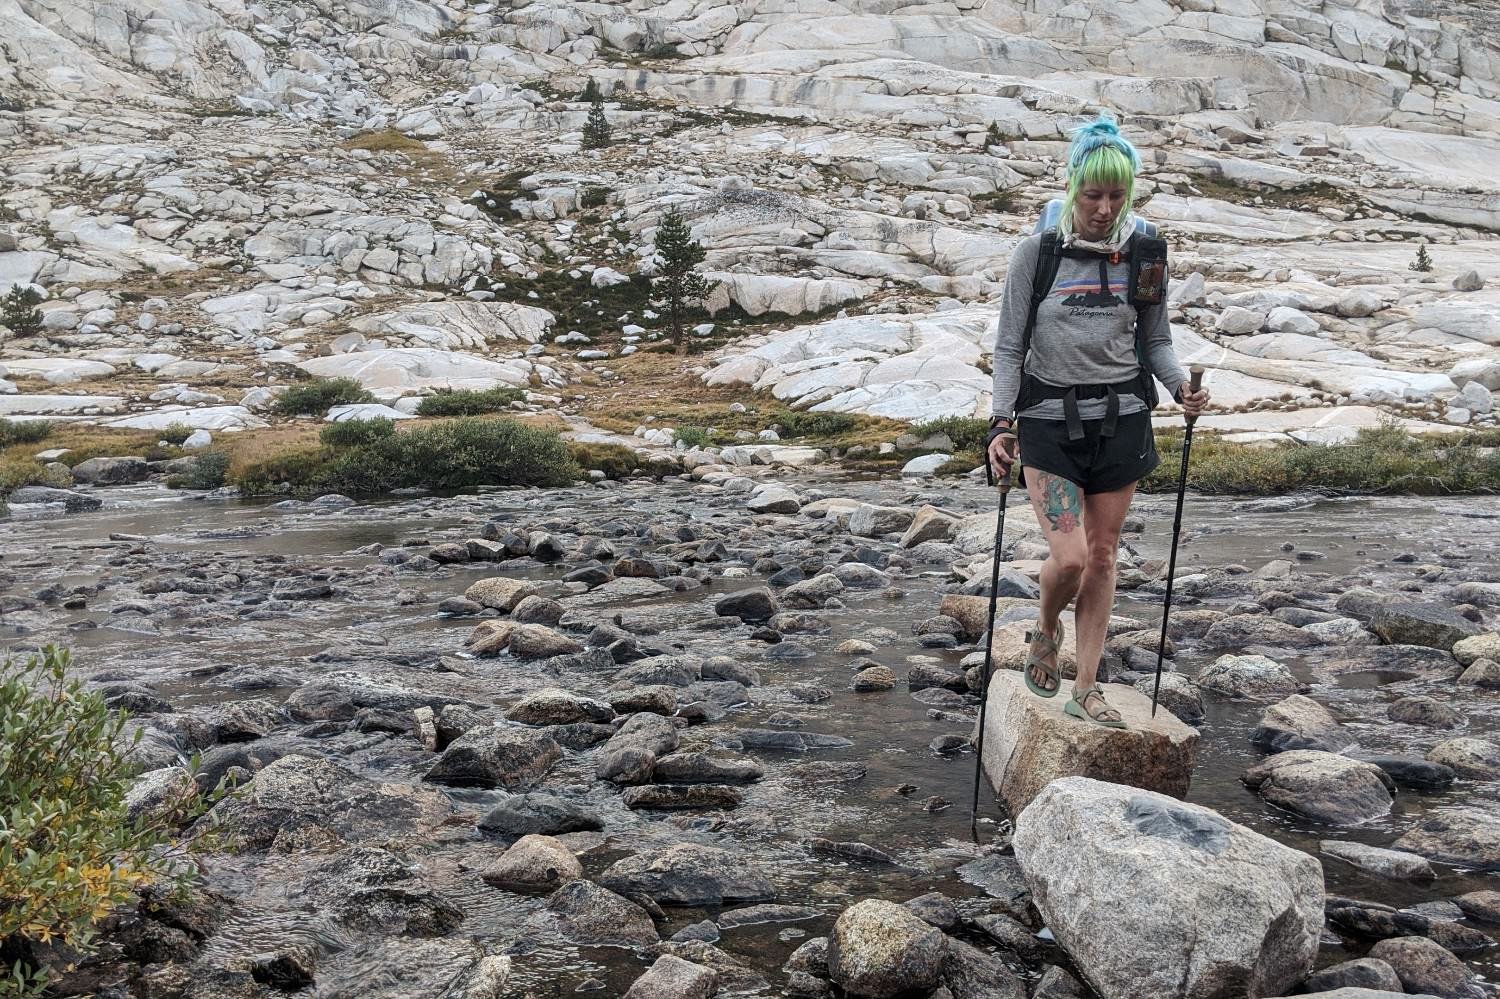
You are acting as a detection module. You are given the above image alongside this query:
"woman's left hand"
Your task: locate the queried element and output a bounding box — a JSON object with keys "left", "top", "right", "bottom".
{"left": 1178, "top": 385, "right": 1210, "bottom": 418}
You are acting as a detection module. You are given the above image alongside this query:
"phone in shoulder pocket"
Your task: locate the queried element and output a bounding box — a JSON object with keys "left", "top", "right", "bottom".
{"left": 1134, "top": 259, "right": 1166, "bottom": 305}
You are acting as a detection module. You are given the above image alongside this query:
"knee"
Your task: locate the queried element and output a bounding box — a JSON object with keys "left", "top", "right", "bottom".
{"left": 1086, "top": 544, "right": 1118, "bottom": 574}
{"left": 1052, "top": 552, "right": 1087, "bottom": 580}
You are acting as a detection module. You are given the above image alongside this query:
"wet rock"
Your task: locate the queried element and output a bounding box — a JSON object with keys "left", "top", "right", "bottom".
{"left": 1368, "top": 936, "right": 1484, "bottom": 998}
{"left": 902, "top": 892, "right": 958, "bottom": 932}
{"left": 1348, "top": 753, "right": 1455, "bottom": 790}
{"left": 1454, "top": 634, "right": 1500, "bottom": 666}
{"left": 1320, "top": 841, "right": 1435, "bottom": 880}
{"left": 622, "top": 784, "right": 745, "bottom": 810}
{"left": 673, "top": 920, "right": 720, "bottom": 943}
{"left": 929, "top": 734, "right": 969, "bottom": 754}
{"left": 610, "top": 686, "right": 678, "bottom": 716}
{"left": 72, "top": 456, "right": 150, "bottom": 484}
{"left": 953, "top": 854, "right": 1032, "bottom": 923}
{"left": 303, "top": 847, "right": 463, "bottom": 935}
{"left": 1324, "top": 896, "right": 1490, "bottom": 954}
{"left": 941, "top": 937, "right": 1026, "bottom": 999}
{"left": 200, "top": 754, "right": 452, "bottom": 850}
{"left": 1426, "top": 737, "right": 1500, "bottom": 778}
{"left": 1197, "top": 654, "right": 1301, "bottom": 700}
{"left": 849, "top": 504, "right": 916, "bottom": 538}
{"left": 466, "top": 620, "right": 516, "bottom": 656}
{"left": 979, "top": 672, "right": 1198, "bottom": 816}
{"left": 597, "top": 712, "right": 679, "bottom": 784}
{"left": 505, "top": 688, "right": 612, "bottom": 725}
{"left": 1393, "top": 809, "right": 1500, "bottom": 869}
{"left": 125, "top": 767, "right": 197, "bottom": 823}
{"left": 436, "top": 703, "right": 488, "bottom": 746}
{"left": 1014, "top": 777, "right": 1322, "bottom": 999}
{"left": 719, "top": 728, "right": 852, "bottom": 751}
{"left": 600, "top": 843, "right": 774, "bottom": 907}
{"left": 1252, "top": 694, "right": 1345, "bottom": 751}
{"left": 464, "top": 577, "right": 538, "bottom": 612}
{"left": 547, "top": 879, "right": 659, "bottom": 948}
{"left": 482, "top": 833, "right": 582, "bottom": 892}
{"left": 477, "top": 792, "right": 604, "bottom": 837}
{"left": 1300, "top": 958, "right": 1404, "bottom": 993}
{"left": 511, "top": 594, "right": 564, "bottom": 625}
{"left": 828, "top": 898, "right": 947, "bottom": 998}
{"left": 1371, "top": 602, "right": 1481, "bottom": 651}
{"left": 617, "top": 654, "right": 701, "bottom": 687}
{"left": 1242, "top": 751, "right": 1393, "bottom": 824}
{"left": 1388, "top": 695, "right": 1463, "bottom": 728}
{"left": 908, "top": 663, "right": 967, "bottom": 693}
{"left": 528, "top": 533, "right": 566, "bottom": 562}
{"left": 1453, "top": 891, "right": 1500, "bottom": 923}
{"left": 783, "top": 574, "right": 845, "bottom": 608}
{"left": 853, "top": 665, "right": 896, "bottom": 691}
{"left": 425, "top": 728, "right": 561, "bottom": 789}
{"left": 1202, "top": 614, "right": 1322, "bottom": 649}
{"left": 900, "top": 505, "right": 959, "bottom": 548}
{"left": 653, "top": 753, "right": 762, "bottom": 784}
{"left": 247, "top": 945, "right": 317, "bottom": 991}
{"left": 430, "top": 542, "right": 471, "bottom": 564}
{"left": 1031, "top": 965, "right": 1089, "bottom": 998}
{"left": 1457, "top": 658, "right": 1500, "bottom": 687}
{"left": 1132, "top": 673, "right": 1205, "bottom": 725}
{"left": 507, "top": 624, "right": 583, "bottom": 659}
{"left": 271, "top": 578, "right": 333, "bottom": 600}
{"left": 623, "top": 954, "right": 717, "bottom": 999}
{"left": 971, "top": 911, "right": 1043, "bottom": 960}
{"left": 714, "top": 587, "right": 778, "bottom": 622}
{"left": 1304, "top": 617, "right": 1380, "bottom": 646}
{"left": 748, "top": 486, "right": 802, "bottom": 515}
{"left": 438, "top": 596, "right": 483, "bottom": 616}
{"left": 7, "top": 485, "right": 102, "bottom": 511}
{"left": 829, "top": 562, "right": 891, "bottom": 589}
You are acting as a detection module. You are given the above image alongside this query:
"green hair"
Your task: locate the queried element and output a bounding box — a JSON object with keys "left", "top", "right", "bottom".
{"left": 1060, "top": 118, "right": 1140, "bottom": 243}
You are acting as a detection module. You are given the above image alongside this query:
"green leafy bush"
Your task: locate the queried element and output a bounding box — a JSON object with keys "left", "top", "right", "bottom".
{"left": 165, "top": 451, "right": 229, "bottom": 491}
{"left": 0, "top": 647, "right": 206, "bottom": 994}
{"left": 580, "top": 185, "right": 611, "bottom": 209}
{"left": 0, "top": 420, "right": 51, "bottom": 448}
{"left": 0, "top": 458, "right": 69, "bottom": 497}
{"left": 673, "top": 426, "right": 714, "bottom": 449}
{"left": 273, "top": 378, "right": 374, "bottom": 416}
{"left": 320, "top": 418, "right": 397, "bottom": 449}
{"left": 415, "top": 388, "right": 526, "bottom": 417}
{"left": 773, "top": 410, "right": 858, "bottom": 438}
{"left": 233, "top": 418, "right": 580, "bottom": 498}
{"left": 910, "top": 416, "right": 990, "bottom": 453}
{"left": 157, "top": 424, "right": 195, "bottom": 446}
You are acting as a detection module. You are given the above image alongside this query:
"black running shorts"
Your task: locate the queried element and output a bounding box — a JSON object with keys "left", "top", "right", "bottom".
{"left": 1018, "top": 410, "right": 1159, "bottom": 495}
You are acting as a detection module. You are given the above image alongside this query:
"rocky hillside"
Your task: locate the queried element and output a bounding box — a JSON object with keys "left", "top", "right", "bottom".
{"left": 1, "top": 0, "right": 1498, "bottom": 441}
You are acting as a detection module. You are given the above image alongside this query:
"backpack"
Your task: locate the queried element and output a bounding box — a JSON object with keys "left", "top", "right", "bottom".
{"left": 1015, "top": 199, "right": 1169, "bottom": 430}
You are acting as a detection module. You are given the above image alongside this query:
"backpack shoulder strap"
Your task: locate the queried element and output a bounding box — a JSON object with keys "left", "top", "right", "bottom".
{"left": 1021, "top": 231, "right": 1063, "bottom": 371}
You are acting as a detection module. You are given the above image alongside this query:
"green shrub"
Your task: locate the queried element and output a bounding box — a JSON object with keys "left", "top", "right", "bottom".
{"left": 273, "top": 378, "right": 374, "bottom": 416}
{"left": 0, "top": 647, "right": 209, "bottom": 994}
{"left": 1409, "top": 243, "right": 1433, "bottom": 273}
{"left": 415, "top": 388, "right": 526, "bottom": 417}
{"left": 0, "top": 420, "right": 51, "bottom": 448}
{"left": 582, "top": 97, "right": 612, "bottom": 149}
{"left": 910, "top": 416, "right": 990, "bottom": 453}
{"left": 569, "top": 442, "right": 640, "bottom": 479}
{"left": 581, "top": 185, "right": 611, "bottom": 209}
{"left": 165, "top": 451, "right": 229, "bottom": 491}
{"left": 0, "top": 458, "right": 69, "bottom": 497}
{"left": 774, "top": 410, "right": 858, "bottom": 438}
{"left": 1, "top": 285, "right": 42, "bottom": 337}
{"left": 320, "top": 418, "right": 397, "bottom": 449}
{"left": 673, "top": 425, "right": 714, "bottom": 449}
{"left": 156, "top": 424, "right": 195, "bottom": 446}
{"left": 232, "top": 418, "right": 580, "bottom": 498}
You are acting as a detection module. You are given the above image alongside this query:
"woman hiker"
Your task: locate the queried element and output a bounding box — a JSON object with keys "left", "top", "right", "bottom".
{"left": 986, "top": 115, "right": 1210, "bottom": 730}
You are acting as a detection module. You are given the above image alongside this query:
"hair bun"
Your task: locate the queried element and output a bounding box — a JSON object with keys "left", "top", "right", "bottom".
{"left": 1067, "top": 113, "right": 1140, "bottom": 171}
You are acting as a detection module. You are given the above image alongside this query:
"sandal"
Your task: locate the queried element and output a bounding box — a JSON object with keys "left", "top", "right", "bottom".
{"left": 1065, "top": 685, "right": 1127, "bottom": 730}
{"left": 1023, "top": 619, "right": 1064, "bottom": 699}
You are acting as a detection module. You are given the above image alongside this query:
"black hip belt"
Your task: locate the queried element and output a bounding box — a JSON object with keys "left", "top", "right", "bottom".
{"left": 1017, "top": 373, "right": 1151, "bottom": 441}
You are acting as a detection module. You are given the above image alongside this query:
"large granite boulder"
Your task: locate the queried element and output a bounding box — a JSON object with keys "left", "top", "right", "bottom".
{"left": 828, "top": 899, "right": 947, "bottom": 998}
{"left": 1370, "top": 602, "right": 1481, "bottom": 651}
{"left": 1393, "top": 809, "right": 1500, "bottom": 869}
{"left": 1368, "top": 936, "right": 1484, "bottom": 998}
{"left": 1014, "top": 777, "right": 1323, "bottom": 999}
{"left": 979, "top": 672, "right": 1199, "bottom": 817}
{"left": 1197, "top": 654, "right": 1302, "bottom": 700}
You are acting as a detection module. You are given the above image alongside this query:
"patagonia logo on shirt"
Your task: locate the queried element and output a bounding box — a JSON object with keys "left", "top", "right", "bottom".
{"left": 1053, "top": 276, "right": 1126, "bottom": 311}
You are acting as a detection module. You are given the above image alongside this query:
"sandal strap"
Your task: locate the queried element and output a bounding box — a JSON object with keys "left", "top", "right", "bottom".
{"left": 1074, "top": 686, "right": 1121, "bottom": 721}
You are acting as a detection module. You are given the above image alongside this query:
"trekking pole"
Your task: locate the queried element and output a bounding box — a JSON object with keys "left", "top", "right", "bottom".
{"left": 1151, "top": 365, "right": 1205, "bottom": 718}
{"left": 971, "top": 448, "right": 1015, "bottom": 834}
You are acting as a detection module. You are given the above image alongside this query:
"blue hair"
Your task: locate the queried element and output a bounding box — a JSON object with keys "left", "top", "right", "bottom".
{"left": 1061, "top": 114, "right": 1141, "bottom": 242}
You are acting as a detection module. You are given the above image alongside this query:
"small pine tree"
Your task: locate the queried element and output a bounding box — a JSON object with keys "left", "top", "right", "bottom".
{"left": 654, "top": 209, "right": 714, "bottom": 354}
{"left": 581, "top": 78, "right": 601, "bottom": 102}
{"left": 986, "top": 121, "right": 1003, "bottom": 147}
{"left": 1409, "top": 243, "right": 1433, "bottom": 273}
{"left": 581, "top": 97, "right": 612, "bottom": 150}
{"left": 1, "top": 284, "right": 42, "bottom": 336}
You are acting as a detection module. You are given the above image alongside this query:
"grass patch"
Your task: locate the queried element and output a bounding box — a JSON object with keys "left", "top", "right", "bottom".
{"left": 340, "top": 129, "right": 430, "bottom": 154}
{"left": 972, "top": 189, "right": 1018, "bottom": 214}
{"left": 274, "top": 377, "right": 375, "bottom": 417}
{"left": 773, "top": 411, "right": 859, "bottom": 438}
{"left": 581, "top": 185, "right": 611, "bottom": 209}
{"left": 157, "top": 423, "right": 195, "bottom": 446}
{"left": 1186, "top": 175, "right": 1349, "bottom": 212}
{"left": 1142, "top": 424, "right": 1500, "bottom": 495}
{"left": 0, "top": 457, "right": 71, "bottom": 496}
{"left": 470, "top": 168, "right": 534, "bottom": 222}
{"left": 0, "top": 419, "right": 52, "bottom": 448}
{"left": 568, "top": 441, "right": 679, "bottom": 479}
{"left": 673, "top": 426, "right": 714, "bottom": 449}
{"left": 233, "top": 417, "right": 580, "bottom": 498}
{"left": 320, "top": 418, "right": 397, "bottom": 449}
{"left": 415, "top": 387, "right": 526, "bottom": 417}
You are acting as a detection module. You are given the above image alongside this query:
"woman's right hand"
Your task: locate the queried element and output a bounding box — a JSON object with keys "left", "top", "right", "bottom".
{"left": 986, "top": 425, "right": 1019, "bottom": 481}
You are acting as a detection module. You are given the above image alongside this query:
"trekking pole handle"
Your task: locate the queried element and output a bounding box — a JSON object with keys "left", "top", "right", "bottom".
{"left": 1185, "top": 365, "right": 1204, "bottom": 428}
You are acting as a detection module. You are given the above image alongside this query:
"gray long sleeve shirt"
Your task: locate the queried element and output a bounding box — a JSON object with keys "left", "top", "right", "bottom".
{"left": 990, "top": 233, "right": 1188, "bottom": 421}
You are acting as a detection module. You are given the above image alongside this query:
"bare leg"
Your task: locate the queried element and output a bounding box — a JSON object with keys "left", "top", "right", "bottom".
{"left": 1072, "top": 482, "right": 1137, "bottom": 690}
{"left": 1025, "top": 470, "right": 1086, "bottom": 690}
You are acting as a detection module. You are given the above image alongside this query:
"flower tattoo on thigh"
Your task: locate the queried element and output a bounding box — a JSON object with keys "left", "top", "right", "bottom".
{"left": 1041, "top": 475, "right": 1081, "bottom": 533}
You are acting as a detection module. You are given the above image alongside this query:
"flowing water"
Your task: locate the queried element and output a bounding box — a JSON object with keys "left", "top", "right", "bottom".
{"left": 4, "top": 481, "right": 1500, "bottom": 995}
